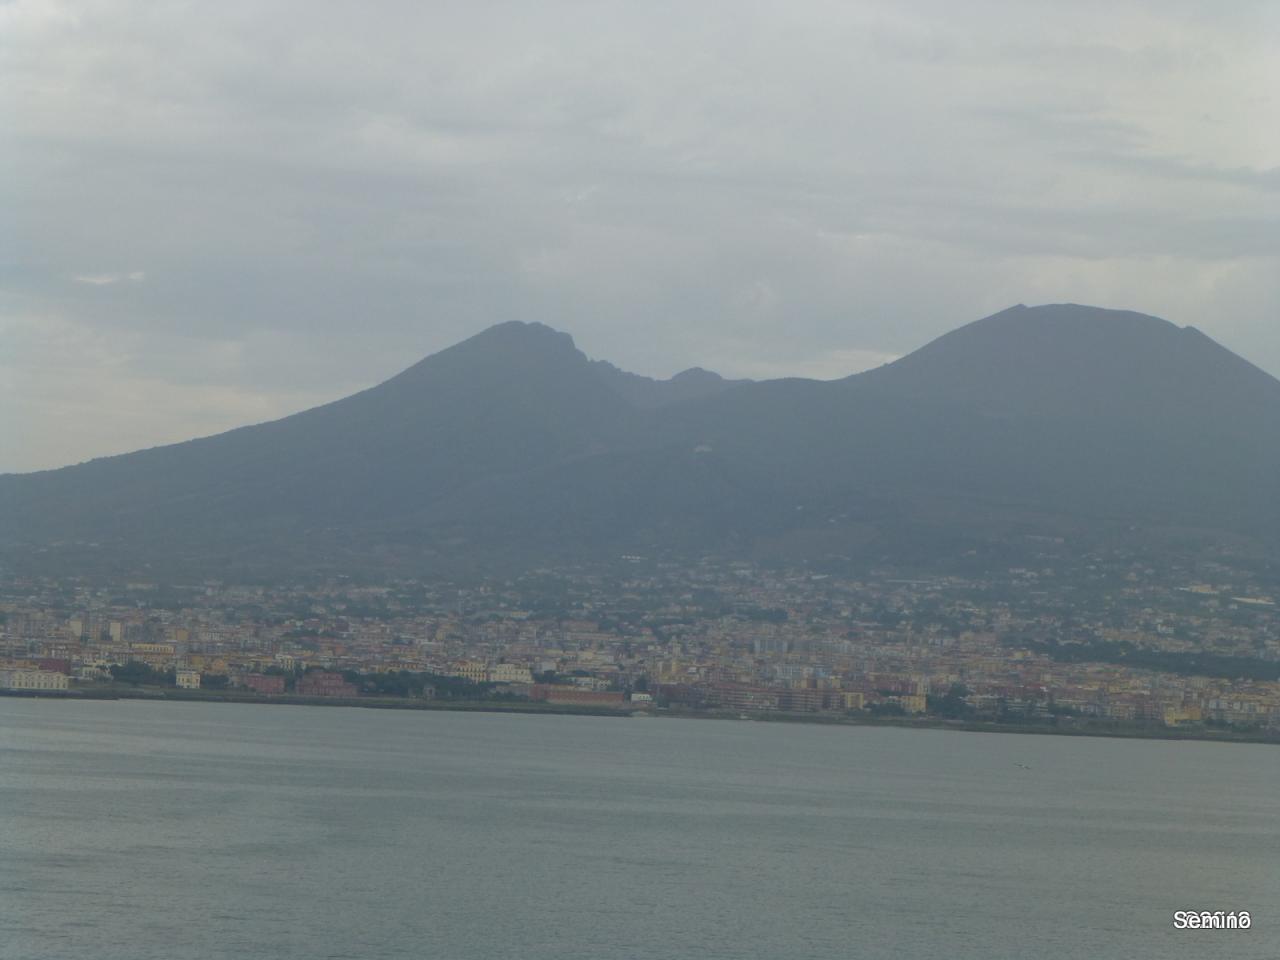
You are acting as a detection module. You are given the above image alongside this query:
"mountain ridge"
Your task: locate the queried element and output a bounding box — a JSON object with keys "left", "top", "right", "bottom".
{"left": 3, "top": 303, "right": 1278, "bottom": 580}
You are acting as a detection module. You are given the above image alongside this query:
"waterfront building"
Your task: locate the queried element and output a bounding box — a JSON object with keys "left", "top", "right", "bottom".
{"left": 244, "top": 673, "right": 286, "bottom": 695}
{"left": 0, "top": 669, "right": 70, "bottom": 691}
{"left": 297, "top": 671, "right": 359, "bottom": 698}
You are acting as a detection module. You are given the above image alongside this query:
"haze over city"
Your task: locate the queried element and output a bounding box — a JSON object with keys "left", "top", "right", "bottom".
{"left": 4, "top": 0, "right": 1280, "bottom": 472}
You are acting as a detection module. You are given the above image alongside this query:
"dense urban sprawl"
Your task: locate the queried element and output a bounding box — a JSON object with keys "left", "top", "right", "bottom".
{"left": 3, "top": 550, "right": 1278, "bottom": 735}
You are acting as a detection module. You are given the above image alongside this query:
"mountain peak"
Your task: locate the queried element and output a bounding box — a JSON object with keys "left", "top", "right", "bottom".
{"left": 671, "top": 367, "right": 724, "bottom": 383}
{"left": 471, "top": 320, "right": 578, "bottom": 349}
{"left": 966, "top": 302, "right": 1178, "bottom": 335}
{"left": 451, "top": 320, "right": 583, "bottom": 363}
{"left": 855, "top": 302, "right": 1280, "bottom": 422}
{"left": 380, "top": 320, "right": 588, "bottom": 395}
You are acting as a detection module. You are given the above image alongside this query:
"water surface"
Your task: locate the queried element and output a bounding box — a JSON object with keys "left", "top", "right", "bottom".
{"left": 2, "top": 699, "right": 1275, "bottom": 959}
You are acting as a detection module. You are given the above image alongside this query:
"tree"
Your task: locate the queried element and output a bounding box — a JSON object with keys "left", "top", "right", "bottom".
{"left": 109, "top": 661, "right": 169, "bottom": 686}
{"left": 869, "top": 701, "right": 906, "bottom": 716}
{"left": 927, "top": 683, "right": 971, "bottom": 719}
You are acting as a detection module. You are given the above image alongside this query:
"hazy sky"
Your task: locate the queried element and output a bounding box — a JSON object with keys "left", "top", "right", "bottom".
{"left": 4, "top": 0, "right": 1278, "bottom": 472}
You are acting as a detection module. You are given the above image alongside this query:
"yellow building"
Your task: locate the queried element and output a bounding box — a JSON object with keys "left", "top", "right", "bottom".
{"left": 449, "top": 661, "right": 489, "bottom": 683}
{"left": 899, "top": 694, "right": 927, "bottom": 714}
{"left": 130, "top": 642, "right": 176, "bottom": 663}
{"left": 1163, "top": 705, "right": 1202, "bottom": 726}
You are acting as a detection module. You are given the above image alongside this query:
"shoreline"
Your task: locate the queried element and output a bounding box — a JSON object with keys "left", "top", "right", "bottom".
{"left": 5, "top": 686, "right": 1279, "bottom": 745}
{"left": 0, "top": 686, "right": 630, "bottom": 718}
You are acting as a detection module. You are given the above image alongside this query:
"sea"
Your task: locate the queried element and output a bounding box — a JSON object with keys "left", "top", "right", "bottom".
{"left": 1, "top": 698, "right": 1276, "bottom": 960}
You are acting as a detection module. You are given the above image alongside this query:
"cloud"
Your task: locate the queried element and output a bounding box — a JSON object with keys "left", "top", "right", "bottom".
{"left": 73, "top": 271, "right": 146, "bottom": 285}
{"left": 3, "top": 0, "right": 1279, "bottom": 470}
{"left": 0, "top": 313, "right": 339, "bottom": 473}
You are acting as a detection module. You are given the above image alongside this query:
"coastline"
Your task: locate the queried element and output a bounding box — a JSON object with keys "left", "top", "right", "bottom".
{"left": 0, "top": 686, "right": 630, "bottom": 718}
{"left": 4, "top": 686, "right": 1278, "bottom": 746}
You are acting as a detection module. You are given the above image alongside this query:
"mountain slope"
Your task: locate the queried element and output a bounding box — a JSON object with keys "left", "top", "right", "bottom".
{"left": 3, "top": 304, "right": 1278, "bottom": 579}
{"left": 646, "top": 304, "right": 1280, "bottom": 548}
{"left": 845, "top": 303, "right": 1280, "bottom": 524}
{"left": 0, "top": 322, "right": 641, "bottom": 542}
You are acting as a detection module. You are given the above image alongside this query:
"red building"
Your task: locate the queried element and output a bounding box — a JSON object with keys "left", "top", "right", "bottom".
{"left": 244, "top": 673, "right": 286, "bottom": 696}
{"left": 529, "top": 685, "right": 626, "bottom": 707}
{"left": 296, "top": 671, "right": 359, "bottom": 698}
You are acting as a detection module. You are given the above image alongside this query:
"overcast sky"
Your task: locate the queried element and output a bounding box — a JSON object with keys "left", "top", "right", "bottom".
{"left": 3, "top": 0, "right": 1278, "bottom": 472}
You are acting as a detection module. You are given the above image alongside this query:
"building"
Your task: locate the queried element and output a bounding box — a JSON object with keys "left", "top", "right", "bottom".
{"left": 897, "top": 694, "right": 927, "bottom": 714}
{"left": 0, "top": 669, "right": 70, "bottom": 691}
{"left": 529, "top": 684, "right": 626, "bottom": 707}
{"left": 244, "top": 673, "right": 286, "bottom": 696}
{"left": 448, "top": 660, "right": 489, "bottom": 683}
{"left": 1163, "top": 704, "right": 1202, "bottom": 726}
{"left": 129, "top": 643, "right": 177, "bottom": 667}
{"left": 297, "top": 671, "right": 359, "bottom": 698}
{"left": 777, "top": 688, "right": 846, "bottom": 712}
{"left": 488, "top": 663, "right": 534, "bottom": 684}
{"left": 707, "top": 684, "right": 781, "bottom": 712}
{"left": 175, "top": 669, "right": 201, "bottom": 689}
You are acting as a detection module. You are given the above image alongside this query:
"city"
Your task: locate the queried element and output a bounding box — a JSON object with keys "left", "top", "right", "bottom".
{"left": 5, "top": 545, "right": 1277, "bottom": 738}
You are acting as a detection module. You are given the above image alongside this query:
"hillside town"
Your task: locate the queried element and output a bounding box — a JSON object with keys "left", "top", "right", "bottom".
{"left": 3, "top": 551, "right": 1278, "bottom": 735}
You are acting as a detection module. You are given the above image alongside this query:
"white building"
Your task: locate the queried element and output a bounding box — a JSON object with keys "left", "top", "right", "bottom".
{"left": 0, "top": 669, "right": 69, "bottom": 691}
{"left": 175, "top": 669, "right": 202, "bottom": 690}
{"left": 487, "top": 663, "right": 534, "bottom": 684}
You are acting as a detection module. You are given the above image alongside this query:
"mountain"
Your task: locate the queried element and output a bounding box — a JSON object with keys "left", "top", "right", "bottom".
{"left": 855, "top": 304, "right": 1280, "bottom": 428}
{"left": 3, "top": 304, "right": 1279, "bottom": 581}
{"left": 654, "top": 303, "right": 1280, "bottom": 559}
{"left": 589, "top": 360, "right": 748, "bottom": 408}
{"left": 0, "top": 321, "right": 642, "bottom": 567}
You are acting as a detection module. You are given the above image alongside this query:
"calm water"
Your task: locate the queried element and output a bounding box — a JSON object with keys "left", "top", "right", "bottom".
{"left": 1, "top": 700, "right": 1276, "bottom": 960}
